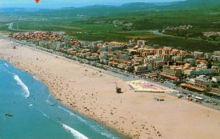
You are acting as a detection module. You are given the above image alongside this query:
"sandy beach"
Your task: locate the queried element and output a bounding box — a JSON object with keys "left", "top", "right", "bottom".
{"left": 1, "top": 38, "right": 220, "bottom": 139}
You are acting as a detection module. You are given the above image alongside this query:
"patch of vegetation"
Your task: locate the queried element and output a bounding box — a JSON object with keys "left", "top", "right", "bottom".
{"left": 146, "top": 36, "right": 220, "bottom": 52}
{"left": 1, "top": 0, "right": 220, "bottom": 52}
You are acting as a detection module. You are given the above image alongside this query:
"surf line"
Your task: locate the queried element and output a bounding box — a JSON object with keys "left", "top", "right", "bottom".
{"left": 57, "top": 106, "right": 117, "bottom": 138}
{"left": 4, "top": 63, "right": 9, "bottom": 67}
{"left": 46, "top": 93, "right": 54, "bottom": 105}
{"left": 14, "top": 74, "right": 30, "bottom": 98}
{"left": 33, "top": 76, "right": 40, "bottom": 81}
{"left": 62, "top": 123, "right": 89, "bottom": 139}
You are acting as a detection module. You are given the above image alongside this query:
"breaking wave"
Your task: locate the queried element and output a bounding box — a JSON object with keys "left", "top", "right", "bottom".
{"left": 58, "top": 106, "right": 86, "bottom": 122}
{"left": 46, "top": 94, "right": 54, "bottom": 105}
{"left": 62, "top": 123, "right": 89, "bottom": 139}
{"left": 14, "top": 74, "right": 30, "bottom": 98}
{"left": 58, "top": 106, "right": 119, "bottom": 139}
{"left": 33, "top": 76, "right": 39, "bottom": 81}
{"left": 4, "top": 63, "right": 9, "bottom": 67}
{"left": 43, "top": 113, "right": 49, "bottom": 119}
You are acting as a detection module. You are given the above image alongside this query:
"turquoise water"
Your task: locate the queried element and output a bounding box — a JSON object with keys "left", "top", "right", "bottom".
{"left": 0, "top": 59, "right": 125, "bottom": 139}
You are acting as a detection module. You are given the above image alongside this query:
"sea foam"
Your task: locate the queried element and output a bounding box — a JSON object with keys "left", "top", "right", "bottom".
{"left": 4, "top": 63, "right": 9, "bottom": 67}
{"left": 14, "top": 75, "right": 30, "bottom": 98}
{"left": 33, "top": 76, "right": 39, "bottom": 81}
{"left": 62, "top": 123, "right": 89, "bottom": 139}
{"left": 46, "top": 94, "right": 54, "bottom": 105}
{"left": 43, "top": 113, "right": 49, "bottom": 119}
{"left": 58, "top": 106, "right": 87, "bottom": 123}
{"left": 58, "top": 106, "right": 118, "bottom": 139}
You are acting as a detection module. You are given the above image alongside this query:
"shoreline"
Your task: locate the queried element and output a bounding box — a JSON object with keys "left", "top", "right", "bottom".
{"left": 0, "top": 37, "right": 135, "bottom": 138}
{"left": 5, "top": 35, "right": 220, "bottom": 111}
{"left": 0, "top": 59, "right": 126, "bottom": 139}
{"left": 1, "top": 37, "right": 220, "bottom": 139}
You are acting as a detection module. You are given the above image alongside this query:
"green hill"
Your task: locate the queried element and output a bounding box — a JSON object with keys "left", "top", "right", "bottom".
{"left": 1, "top": 0, "right": 220, "bottom": 52}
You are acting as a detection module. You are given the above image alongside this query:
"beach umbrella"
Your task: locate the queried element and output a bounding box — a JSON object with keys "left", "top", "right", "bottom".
{"left": 35, "top": 0, "right": 40, "bottom": 3}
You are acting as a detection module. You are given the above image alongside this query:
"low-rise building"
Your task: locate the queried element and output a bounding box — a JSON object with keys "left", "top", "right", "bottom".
{"left": 211, "top": 51, "right": 220, "bottom": 62}
{"left": 184, "top": 58, "right": 196, "bottom": 66}
{"left": 181, "top": 75, "right": 211, "bottom": 92}
{"left": 172, "top": 56, "right": 183, "bottom": 62}
{"left": 134, "top": 65, "right": 148, "bottom": 74}
{"left": 195, "top": 77, "right": 212, "bottom": 91}
{"left": 204, "top": 53, "right": 212, "bottom": 59}
{"left": 153, "top": 61, "right": 164, "bottom": 69}
{"left": 191, "top": 69, "right": 218, "bottom": 77}
{"left": 160, "top": 65, "right": 182, "bottom": 80}
{"left": 193, "top": 51, "right": 204, "bottom": 59}
{"left": 212, "top": 76, "right": 220, "bottom": 83}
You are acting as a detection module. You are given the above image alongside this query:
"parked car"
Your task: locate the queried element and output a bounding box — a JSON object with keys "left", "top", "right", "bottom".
{"left": 177, "top": 94, "right": 184, "bottom": 98}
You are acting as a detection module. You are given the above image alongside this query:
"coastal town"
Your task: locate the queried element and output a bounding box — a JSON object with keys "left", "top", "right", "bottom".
{"left": 0, "top": 28, "right": 219, "bottom": 139}
{"left": 1, "top": 0, "right": 220, "bottom": 138}
{"left": 9, "top": 32, "right": 220, "bottom": 104}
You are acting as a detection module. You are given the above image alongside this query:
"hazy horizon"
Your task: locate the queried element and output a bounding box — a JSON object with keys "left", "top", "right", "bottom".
{"left": 0, "top": 0, "right": 186, "bottom": 9}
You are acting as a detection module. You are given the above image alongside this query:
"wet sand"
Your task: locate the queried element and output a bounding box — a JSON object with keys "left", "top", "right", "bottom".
{"left": 1, "top": 38, "right": 220, "bottom": 139}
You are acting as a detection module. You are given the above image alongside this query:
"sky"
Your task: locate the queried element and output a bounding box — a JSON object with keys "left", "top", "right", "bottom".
{"left": 0, "top": 0, "right": 185, "bottom": 8}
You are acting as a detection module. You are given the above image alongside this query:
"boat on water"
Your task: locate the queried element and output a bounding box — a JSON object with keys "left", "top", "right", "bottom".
{"left": 5, "top": 113, "right": 13, "bottom": 117}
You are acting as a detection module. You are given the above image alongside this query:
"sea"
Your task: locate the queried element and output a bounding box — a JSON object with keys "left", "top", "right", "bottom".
{"left": 0, "top": 59, "right": 126, "bottom": 139}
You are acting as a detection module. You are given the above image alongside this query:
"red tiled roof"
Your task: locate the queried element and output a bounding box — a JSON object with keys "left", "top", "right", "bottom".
{"left": 161, "top": 74, "right": 178, "bottom": 80}
{"left": 181, "top": 84, "right": 205, "bottom": 92}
